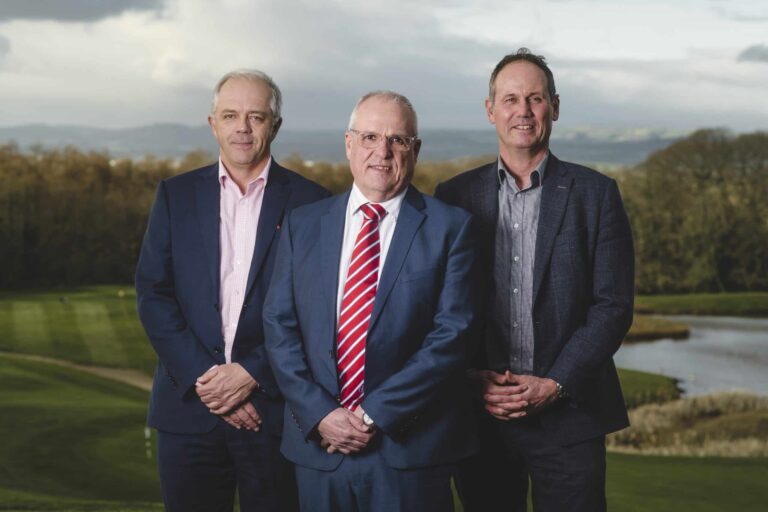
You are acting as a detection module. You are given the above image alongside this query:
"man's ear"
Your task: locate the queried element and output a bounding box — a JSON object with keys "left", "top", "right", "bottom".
{"left": 412, "top": 138, "right": 422, "bottom": 163}
{"left": 485, "top": 97, "right": 495, "bottom": 124}
{"left": 270, "top": 117, "right": 283, "bottom": 141}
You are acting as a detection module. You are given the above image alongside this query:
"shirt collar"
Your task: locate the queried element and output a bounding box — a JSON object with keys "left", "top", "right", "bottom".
{"left": 497, "top": 152, "right": 549, "bottom": 190}
{"left": 218, "top": 156, "right": 272, "bottom": 192}
{"left": 349, "top": 183, "right": 406, "bottom": 221}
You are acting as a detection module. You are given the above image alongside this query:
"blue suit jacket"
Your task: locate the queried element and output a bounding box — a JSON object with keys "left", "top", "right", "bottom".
{"left": 435, "top": 155, "right": 633, "bottom": 444}
{"left": 263, "top": 186, "right": 479, "bottom": 470}
{"left": 136, "top": 161, "right": 330, "bottom": 435}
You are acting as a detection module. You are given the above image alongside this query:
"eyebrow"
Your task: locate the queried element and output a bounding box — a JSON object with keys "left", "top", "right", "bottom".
{"left": 220, "top": 109, "right": 270, "bottom": 115}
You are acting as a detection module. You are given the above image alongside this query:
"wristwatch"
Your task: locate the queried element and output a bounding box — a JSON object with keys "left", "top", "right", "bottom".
{"left": 555, "top": 381, "right": 569, "bottom": 400}
{"left": 362, "top": 412, "right": 375, "bottom": 427}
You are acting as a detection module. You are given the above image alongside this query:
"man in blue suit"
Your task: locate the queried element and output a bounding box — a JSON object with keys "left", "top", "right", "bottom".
{"left": 263, "top": 91, "right": 479, "bottom": 511}
{"left": 136, "top": 69, "right": 329, "bottom": 512}
{"left": 435, "top": 49, "right": 634, "bottom": 511}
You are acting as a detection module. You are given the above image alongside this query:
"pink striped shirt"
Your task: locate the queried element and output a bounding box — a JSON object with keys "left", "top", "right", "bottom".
{"left": 218, "top": 157, "right": 270, "bottom": 363}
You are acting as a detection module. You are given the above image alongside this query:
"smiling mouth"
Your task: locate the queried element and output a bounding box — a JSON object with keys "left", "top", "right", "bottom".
{"left": 513, "top": 124, "right": 534, "bottom": 131}
{"left": 368, "top": 164, "right": 392, "bottom": 172}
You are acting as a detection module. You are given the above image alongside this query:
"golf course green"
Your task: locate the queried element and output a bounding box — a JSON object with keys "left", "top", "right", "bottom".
{"left": 1, "top": 286, "right": 766, "bottom": 510}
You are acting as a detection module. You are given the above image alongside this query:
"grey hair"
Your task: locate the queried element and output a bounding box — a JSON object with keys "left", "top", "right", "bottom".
{"left": 489, "top": 48, "right": 557, "bottom": 103}
{"left": 211, "top": 69, "right": 282, "bottom": 124}
{"left": 347, "top": 90, "right": 418, "bottom": 135}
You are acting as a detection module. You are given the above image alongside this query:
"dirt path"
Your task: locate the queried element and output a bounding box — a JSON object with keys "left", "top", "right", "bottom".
{"left": 0, "top": 351, "right": 152, "bottom": 391}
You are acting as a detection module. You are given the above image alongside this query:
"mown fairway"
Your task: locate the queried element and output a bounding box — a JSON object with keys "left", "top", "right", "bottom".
{"left": 0, "top": 286, "right": 154, "bottom": 375}
{"left": 0, "top": 354, "right": 162, "bottom": 510}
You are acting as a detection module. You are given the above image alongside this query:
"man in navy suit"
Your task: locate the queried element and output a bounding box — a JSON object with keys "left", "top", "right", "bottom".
{"left": 263, "top": 91, "right": 478, "bottom": 511}
{"left": 136, "top": 69, "right": 329, "bottom": 512}
{"left": 435, "top": 49, "right": 634, "bottom": 512}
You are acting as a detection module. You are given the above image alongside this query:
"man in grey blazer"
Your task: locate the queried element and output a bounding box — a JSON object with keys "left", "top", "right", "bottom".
{"left": 435, "top": 48, "right": 634, "bottom": 512}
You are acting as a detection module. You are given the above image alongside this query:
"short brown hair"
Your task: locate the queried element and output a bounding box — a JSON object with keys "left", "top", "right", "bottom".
{"left": 489, "top": 48, "right": 556, "bottom": 102}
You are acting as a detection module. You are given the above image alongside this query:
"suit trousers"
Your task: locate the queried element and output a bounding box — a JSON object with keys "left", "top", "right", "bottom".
{"left": 495, "top": 415, "right": 607, "bottom": 512}
{"left": 294, "top": 449, "right": 455, "bottom": 512}
{"left": 455, "top": 413, "right": 528, "bottom": 512}
{"left": 157, "top": 420, "right": 297, "bottom": 512}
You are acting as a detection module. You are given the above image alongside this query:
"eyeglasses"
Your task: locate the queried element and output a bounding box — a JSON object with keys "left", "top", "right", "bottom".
{"left": 348, "top": 129, "right": 419, "bottom": 152}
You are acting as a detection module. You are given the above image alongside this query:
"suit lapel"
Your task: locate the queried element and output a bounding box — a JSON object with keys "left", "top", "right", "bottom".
{"left": 532, "top": 155, "right": 573, "bottom": 303}
{"left": 320, "top": 192, "right": 349, "bottom": 380}
{"left": 473, "top": 162, "right": 501, "bottom": 267}
{"left": 243, "top": 162, "right": 290, "bottom": 299}
{"left": 472, "top": 162, "right": 500, "bottom": 227}
{"left": 368, "top": 187, "right": 426, "bottom": 332}
{"left": 194, "top": 164, "right": 221, "bottom": 299}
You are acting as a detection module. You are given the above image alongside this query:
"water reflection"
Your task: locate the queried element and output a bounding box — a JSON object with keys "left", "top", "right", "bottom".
{"left": 615, "top": 315, "right": 768, "bottom": 396}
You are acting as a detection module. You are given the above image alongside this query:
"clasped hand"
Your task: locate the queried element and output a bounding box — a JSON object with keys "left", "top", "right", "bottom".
{"left": 473, "top": 370, "right": 558, "bottom": 421}
{"left": 318, "top": 406, "right": 375, "bottom": 455}
{"left": 196, "top": 363, "right": 261, "bottom": 431}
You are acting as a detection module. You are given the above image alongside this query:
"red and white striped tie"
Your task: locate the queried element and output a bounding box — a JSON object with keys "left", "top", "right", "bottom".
{"left": 336, "top": 202, "right": 387, "bottom": 409}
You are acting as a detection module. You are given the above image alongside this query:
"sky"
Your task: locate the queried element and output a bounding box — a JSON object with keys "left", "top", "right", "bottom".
{"left": 0, "top": 0, "right": 766, "bottom": 132}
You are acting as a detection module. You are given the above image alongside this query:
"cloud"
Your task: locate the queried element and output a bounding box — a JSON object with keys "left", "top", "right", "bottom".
{"left": 0, "top": 34, "right": 9, "bottom": 59}
{"left": 709, "top": 1, "right": 768, "bottom": 22}
{"left": 0, "top": 0, "right": 766, "bottom": 132}
{"left": 738, "top": 44, "right": 768, "bottom": 62}
{"left": 0, "top": 0, "right": 165, "bottom": 22}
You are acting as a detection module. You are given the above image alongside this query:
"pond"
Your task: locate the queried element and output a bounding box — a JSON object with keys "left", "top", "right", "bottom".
{"left": 614, "top": 315, "right": 768, "bottom": 396}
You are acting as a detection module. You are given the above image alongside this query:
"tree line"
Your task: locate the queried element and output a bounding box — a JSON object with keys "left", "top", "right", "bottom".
{"left": 0, "top": 129, "right": 765, "bottom": 293}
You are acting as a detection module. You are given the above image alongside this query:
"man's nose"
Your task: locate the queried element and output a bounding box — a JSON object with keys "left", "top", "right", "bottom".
{"left": 373, "top": 137, "right": 393, "bottom": 157}
{"left": 516, "top": 99, "right": 533, "bottom": 116}
{"left": 237, "top": 116, "right": 252, "bottom": 132}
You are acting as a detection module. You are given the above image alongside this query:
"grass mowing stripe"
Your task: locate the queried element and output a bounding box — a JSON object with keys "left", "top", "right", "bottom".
{"left": 0, "top": 301, "right": 15, "bottom": 351}
{"left": 41, "top": 297, "right": 92, "bottom": 365}
{"left": 72, "top": 301, "right": 127, "bottom": 367}
{"left": 106, "top": 290, "right": 157, "bottom": 375}
{"left": 10, "top": 301, "right": 51, "bottom": 354}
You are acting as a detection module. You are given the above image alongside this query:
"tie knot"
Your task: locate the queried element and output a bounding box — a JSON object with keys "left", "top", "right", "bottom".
{"left": 360, "top": 203, "right": 387, "bottom": 223}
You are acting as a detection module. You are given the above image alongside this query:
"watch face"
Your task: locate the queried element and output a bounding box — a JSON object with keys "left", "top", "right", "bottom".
{"left": 363, "top": 413, "right": 373, "bottom": 426}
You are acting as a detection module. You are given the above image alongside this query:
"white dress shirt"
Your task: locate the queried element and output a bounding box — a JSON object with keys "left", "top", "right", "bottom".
{"left": 336, "top": 184, "right": 406, "bottom": 320}
{"left": 218, "top": 156, "right": 270, "bottom": 363}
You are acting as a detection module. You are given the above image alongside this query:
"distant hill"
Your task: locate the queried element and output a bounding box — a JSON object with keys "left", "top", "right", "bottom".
{"left": 0, "top": 123, "right": 682, "bottom": 167}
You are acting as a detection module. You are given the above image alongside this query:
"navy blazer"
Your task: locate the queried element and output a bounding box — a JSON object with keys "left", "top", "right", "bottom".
{"left": 434, "top": 154, "right": 633, "bottom": 444}
{"left": 263, "top": 186, "right": 479, "bottom": 470}
{"left": 136, "top": 161, "right": 330, "bottom": 435}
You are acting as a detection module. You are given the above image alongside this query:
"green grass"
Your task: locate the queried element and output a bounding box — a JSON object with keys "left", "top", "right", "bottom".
{"left": 0, "top": 286, "right": 155, "bottom": 375}
{"left": 0, "top": 286, "right": 764, "bottom": 510}
{"left": 626, "top": 314, "right": 689, "bottom": 342}
{"left": 1, "top": 287, "right": 764, "bottom": 380}
{"left": 606, "top": 453, "right": 768, "bottom": 512}
{"left": 617, "top": 368, "right": 681, "bottom": 409}
{"left": 636, "top": 292, "right": 768, "bottom": 317}
{"left": 0, "top": 343, "right": 762, "bottom": 511}
{"left": 0, "top": 354, "right": 161, "bottom": 509}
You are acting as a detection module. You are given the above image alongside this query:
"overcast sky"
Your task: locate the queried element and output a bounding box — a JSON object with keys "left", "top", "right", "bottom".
{"left": 0, "top": 0, "right": 765, "bottom": 132}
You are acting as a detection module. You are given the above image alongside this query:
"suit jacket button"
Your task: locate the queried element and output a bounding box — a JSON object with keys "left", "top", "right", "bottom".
{"left": 214, "top": 346, "right": 222, "bottom": 354}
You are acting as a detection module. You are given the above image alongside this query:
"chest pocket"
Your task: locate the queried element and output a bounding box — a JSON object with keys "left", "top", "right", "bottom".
{"left": 398, "top": 266, "right": 439, "bottom": 284}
